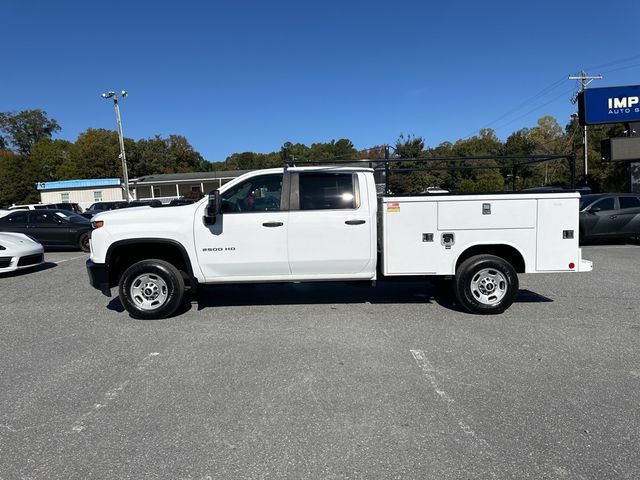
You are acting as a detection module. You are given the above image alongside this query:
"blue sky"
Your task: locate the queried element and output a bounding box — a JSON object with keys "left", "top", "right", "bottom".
{"left": 3, "top": 0, "right": 640, "bottom": 161}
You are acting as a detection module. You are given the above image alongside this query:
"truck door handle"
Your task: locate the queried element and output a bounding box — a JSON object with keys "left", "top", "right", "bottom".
{"left": 345, "top": 220, "right": 366, "bottom": 225}
{"left": 262, "top": 222, "right": 284, "bottom": 227}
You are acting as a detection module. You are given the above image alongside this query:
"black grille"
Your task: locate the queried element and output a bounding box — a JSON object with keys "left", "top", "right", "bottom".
{"left": 0, "top": 257, "right": 11, "bottom": 268}
{"left": 17, "top": 253, "right": 43, "bottom": 267}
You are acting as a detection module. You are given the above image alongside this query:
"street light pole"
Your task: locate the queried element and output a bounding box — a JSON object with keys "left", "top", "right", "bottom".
{"left": 101, "top": 90, "right": 131, "bottom": 201}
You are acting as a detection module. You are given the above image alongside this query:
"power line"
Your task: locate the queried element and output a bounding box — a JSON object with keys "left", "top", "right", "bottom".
{"left": 462, "top": 76, "right": 567, "bottom": 139}
{"left": 584, "top": 53, "right": 640, "bottom": 72}
{"left": 601, "top": 62, "right": 640, "bottom": 75}
{"left": 491, "top": 88, "right": 575, "bottom": 133}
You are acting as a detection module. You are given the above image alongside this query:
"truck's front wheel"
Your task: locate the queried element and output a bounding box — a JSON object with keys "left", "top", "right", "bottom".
{"left": 118, "top": 259, "right": 185, "bottom": 319}
{"left": 454, "top": 255, "right": 518, "bottom": 315}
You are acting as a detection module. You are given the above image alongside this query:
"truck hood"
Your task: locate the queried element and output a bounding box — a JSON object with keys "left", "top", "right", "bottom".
{"left": 94, "top": 203, "right": 202, "bottom": 224}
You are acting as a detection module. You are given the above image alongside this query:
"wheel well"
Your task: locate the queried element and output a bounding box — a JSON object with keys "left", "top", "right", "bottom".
{"left": 455, "top": 244, "right": 525, "bottom": 273}
{"left": 107, "top": 241, "right": 192, "bottom": 288}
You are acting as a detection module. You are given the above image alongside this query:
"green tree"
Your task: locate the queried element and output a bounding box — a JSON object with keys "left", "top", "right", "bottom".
{"left": 395, "top": 133, "right": 424, "bottom": 158}
{"left": 29, "top": 139, "right": 74, "bottom": 181}
{"left": 166, "top": 135, "right": 209, "bottom": 173}
{"left": 527, "top": 116, "right": 569, "bottom": 186}
{"left": 68, "top": 129, "right": 134, "bottom": 179}
{"left": 0, "top": 151, "right": 41, "bottom": 206}
{"left": 504, "top": 128, "right": 535, "bottom": 155}
{"left": 0, "top": 109, "right": 61, "bottom": 155}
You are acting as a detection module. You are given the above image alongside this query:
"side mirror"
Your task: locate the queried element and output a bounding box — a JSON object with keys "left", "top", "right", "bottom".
{"left": 203, "top": 190, "right": 221, "bottom": 225}
{"left": 588, "top": 207, "right": 601, "bottom": 214}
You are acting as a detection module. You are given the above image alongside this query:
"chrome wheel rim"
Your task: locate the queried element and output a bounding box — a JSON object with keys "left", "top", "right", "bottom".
{"left": 130, "top": 274, "right": 168, "bottom": 311}
{"left": 470, "top": 268, "right": 507, "bottom": 305}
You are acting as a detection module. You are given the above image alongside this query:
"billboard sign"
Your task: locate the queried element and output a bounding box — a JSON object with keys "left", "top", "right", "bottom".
{"left": 601, "top": 137, "right": 640, "bottom": 162}
{"left": 578, "top": 85, "right": 640, "bottom": 125}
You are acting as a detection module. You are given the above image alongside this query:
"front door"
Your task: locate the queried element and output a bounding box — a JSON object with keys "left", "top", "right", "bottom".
{"left": 194, "top": 173, "right": 290, "bottom": 281}
{"left": 28, "top": 211, "right": 70, "bottom": 246}
{"left": 587, "top": 197, "right": 625, "bottom": 238}
{"left": 287, "top": 171, "right": 374, "bottom": 276}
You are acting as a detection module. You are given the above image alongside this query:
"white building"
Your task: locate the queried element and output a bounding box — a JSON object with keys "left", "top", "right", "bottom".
{"left": 37, "top": 178, "right": 124, "bottom": 210}
{"left": 36, "top": 171, "right": 249, "bottom": 210}
{"left": 130, "top": 170, "right": 249, "bottom": 202}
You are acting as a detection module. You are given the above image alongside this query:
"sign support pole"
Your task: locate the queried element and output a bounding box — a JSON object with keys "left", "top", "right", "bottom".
{"left": 569, "top": 71, "right": 603, "bottom": 180}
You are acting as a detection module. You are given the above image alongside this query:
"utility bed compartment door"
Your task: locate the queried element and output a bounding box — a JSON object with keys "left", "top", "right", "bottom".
{"left": 438, "top": 200, "right": 536, "bottom": 230}
{"left": 536, "top": 198, "right": 579, "bottom": 271}
{"left": 384, "top": 201, "right": 441, "bottom": 274}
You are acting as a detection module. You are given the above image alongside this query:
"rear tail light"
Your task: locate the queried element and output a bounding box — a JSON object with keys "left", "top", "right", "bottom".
{"left": 91, "top": 220, "right": 104, "bottom": 229}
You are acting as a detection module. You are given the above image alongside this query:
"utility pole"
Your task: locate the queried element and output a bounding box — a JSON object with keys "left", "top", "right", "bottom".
{"left": 101, "top": 90, "right": 131, "bottom": 201}
{"left": 569, "top": 71, "right": 602, "bottom": 178}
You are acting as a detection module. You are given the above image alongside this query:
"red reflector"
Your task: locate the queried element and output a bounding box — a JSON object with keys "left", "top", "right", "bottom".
{"left": 569, "top": 262, "right": 575, "bottom": 269}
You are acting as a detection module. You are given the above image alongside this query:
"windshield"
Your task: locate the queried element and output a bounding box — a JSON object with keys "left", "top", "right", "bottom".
{"left": 54, "top": 211, "right": 89, "bottom": 224}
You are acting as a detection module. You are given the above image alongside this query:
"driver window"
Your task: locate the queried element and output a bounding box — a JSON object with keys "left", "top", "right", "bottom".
{"left": 220, "top": 174, "right": 283, "bottom": 213}
{"left": 591, "top": 198, "right": 614, "bottom": 211}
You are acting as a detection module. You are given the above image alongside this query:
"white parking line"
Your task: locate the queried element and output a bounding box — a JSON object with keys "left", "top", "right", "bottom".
{"left": 51, "top": 254, "right": 88, "bottom": 264}
{"left": 410, "top": 349, "right": 488, "bottom": 449}
{"left": 71, "top": 352, "right": 160, "bottom": 433}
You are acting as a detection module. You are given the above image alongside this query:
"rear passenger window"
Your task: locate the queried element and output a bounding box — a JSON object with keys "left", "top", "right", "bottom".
{"left": 619, "top": 196, "right": 640, "bottom": 209}
{"left": 299, "top": 173, "right": 357, "bottom": 210}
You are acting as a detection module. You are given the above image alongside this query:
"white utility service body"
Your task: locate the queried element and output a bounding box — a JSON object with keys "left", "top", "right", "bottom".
{"left": 87, "top": 166, "right": 592, "bottom": 318}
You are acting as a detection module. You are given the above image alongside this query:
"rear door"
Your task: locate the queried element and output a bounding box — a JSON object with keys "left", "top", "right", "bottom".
{"left": 287, "top": 171, "right": 374, "bottom": 276}
{"left": 617, "top": 195, "right": 640, "bottom": 236}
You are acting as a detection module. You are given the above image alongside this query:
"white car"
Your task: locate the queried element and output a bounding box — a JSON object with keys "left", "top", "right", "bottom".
{"left": 0, "top": 232, "right": 45, "bottom": 273}
{"left": 7, "top": 204, "right": 51, "bottom": 210}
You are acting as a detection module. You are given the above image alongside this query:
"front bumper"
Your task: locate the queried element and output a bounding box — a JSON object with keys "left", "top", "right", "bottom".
{"left": 86, "top": 259, "right": 112, "bottom": 296}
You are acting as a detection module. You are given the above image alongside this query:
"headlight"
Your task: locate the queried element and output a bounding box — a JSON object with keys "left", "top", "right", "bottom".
{"left": 91, "top": 220, "right": 104, "bottom": 229}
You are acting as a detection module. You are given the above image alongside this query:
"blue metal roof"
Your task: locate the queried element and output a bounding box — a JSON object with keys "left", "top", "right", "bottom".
{"left": 36, "top": 178, "right": 122, "bottom": 191}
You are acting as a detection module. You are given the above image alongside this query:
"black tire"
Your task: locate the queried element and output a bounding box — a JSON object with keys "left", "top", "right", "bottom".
{"left": 79, "top": 232, "right": 91, "bottom": 252}
{"left": 453, "top": 255, "right": 518, "bottom": 315}
{"left": 118, "top": 259, "right": 185, "bottom": 319}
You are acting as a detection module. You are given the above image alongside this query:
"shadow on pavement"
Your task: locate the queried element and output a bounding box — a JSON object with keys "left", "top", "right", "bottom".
{"left": 194, "top": 280, "right": 554, "bottom": 309}
{"left": 105, "top": 279, "right": 553, "bottom": 318}
{"left": 0, "top": 262, "right": 57, "bottom": 278}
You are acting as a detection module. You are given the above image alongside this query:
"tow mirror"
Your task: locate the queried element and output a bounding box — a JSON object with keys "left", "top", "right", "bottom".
{"left": 204, "top": 190, "right": 221, "bottom": 225}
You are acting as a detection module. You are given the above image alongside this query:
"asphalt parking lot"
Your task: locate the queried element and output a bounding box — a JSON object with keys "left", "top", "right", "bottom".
{"left": 1, "top": 245, "right": 639, "bottom": 480}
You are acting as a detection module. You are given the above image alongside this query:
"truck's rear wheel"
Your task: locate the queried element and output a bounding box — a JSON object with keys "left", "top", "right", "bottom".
{"left": 118, "top": 259, "right": 185, "bottom": 319}
{"left": 454, "top": 255, "right": 518, "bottom": 315}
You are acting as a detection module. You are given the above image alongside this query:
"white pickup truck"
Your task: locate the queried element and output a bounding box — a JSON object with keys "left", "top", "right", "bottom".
{"left": 86, "top": 166, "right": 592, "bottom": 319}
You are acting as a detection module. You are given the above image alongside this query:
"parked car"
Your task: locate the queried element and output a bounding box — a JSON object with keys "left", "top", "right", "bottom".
{"left": 7, "top": 203, "right": 51, "bottom": 210}
{"left": 44, "top": 202, "right": 83, "bottom": 214}
{"left": 579, "top": 193, "right": 640, "bottom": 243}
{"left": 127, "top": 199, "right": 163, "bottom": 208}
{"left": 522, "top": 186, "right": 592, "bottom": 196}
{"left": 81, "top": 201, "right": 129, "bottom": 219}
{"left": 0, "top": 232, "right": 45, "bottom": 273}
{"left": 0, "top": 209, "right": 92, "bottom": 252}
{"left": 168, "top": 198, "right": 196, "bottom": 206}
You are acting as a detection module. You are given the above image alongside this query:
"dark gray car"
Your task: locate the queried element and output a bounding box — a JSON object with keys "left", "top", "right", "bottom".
{"left": 579, "top": 193, "right": 640, "bottom": 243}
